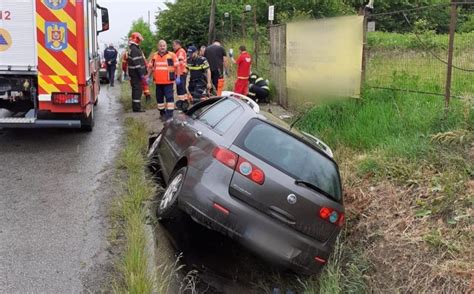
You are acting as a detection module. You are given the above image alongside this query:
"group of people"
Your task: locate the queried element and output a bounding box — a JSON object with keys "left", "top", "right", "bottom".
{"left": 120, "top": 32, "right": 270, "bottom": 120}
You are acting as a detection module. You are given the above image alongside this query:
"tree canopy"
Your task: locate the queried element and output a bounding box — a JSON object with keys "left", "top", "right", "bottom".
{"left": 127, "top": 17, "right": 155, "bottom": 56}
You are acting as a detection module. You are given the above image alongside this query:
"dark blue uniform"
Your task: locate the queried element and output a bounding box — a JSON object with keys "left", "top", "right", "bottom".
{"left": 104, "top": 46, "right": 118, "bottom": 86}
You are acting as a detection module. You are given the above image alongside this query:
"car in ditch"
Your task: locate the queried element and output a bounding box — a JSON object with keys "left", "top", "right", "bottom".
{"left": 147, "top": 92, "right": 344, "bottom": 274}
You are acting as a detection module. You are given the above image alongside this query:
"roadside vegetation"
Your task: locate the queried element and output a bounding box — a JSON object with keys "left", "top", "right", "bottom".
{"left": 111, "top": 85, "right": 179, "bottom": 293}
{"left": 119, "top": 0, "right": 473, "bottom": 291}
{"left": 111, "top": 116, "right": 155, "bottom": 293}
{"left": 294, "top": 40, "right": 473, "bottom": 292}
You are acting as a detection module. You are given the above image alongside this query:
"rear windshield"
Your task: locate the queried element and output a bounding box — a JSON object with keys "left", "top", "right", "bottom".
{"left": 235, "top": 119, "right": 342, "bottom": 201}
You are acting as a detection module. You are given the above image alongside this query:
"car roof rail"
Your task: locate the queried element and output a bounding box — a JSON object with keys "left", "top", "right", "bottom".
{"left": 221, "top": 91, "right": 260, "bottom": 113}
{"left": 301, "top": 131, "right": 334, "bottom": 158}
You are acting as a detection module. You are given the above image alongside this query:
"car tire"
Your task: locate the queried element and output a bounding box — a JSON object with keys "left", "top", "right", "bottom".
{"left": 147, "top": 134, "right": 163, "bottom": 180}
{"left": 157, "top": 166, "right": 186, "bottom": 220}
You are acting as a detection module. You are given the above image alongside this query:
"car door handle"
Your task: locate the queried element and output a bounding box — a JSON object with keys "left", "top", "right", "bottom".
{"left": 195, "top": 131, "right": 202, "bottom": 138}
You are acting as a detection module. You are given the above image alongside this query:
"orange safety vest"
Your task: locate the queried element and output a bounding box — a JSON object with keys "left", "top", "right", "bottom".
{"left": 175, "top": 47, "right": 188, "bottom": 75}
{"left": 149, "top": 51, "right": 178, "bottom": 84}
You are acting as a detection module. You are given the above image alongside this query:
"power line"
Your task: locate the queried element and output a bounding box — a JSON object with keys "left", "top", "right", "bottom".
{"left": 369, "top": 2, "right": 474, "bottom": 17}
{"left": 401, "top": 12, "right": 474, "bottom": 72}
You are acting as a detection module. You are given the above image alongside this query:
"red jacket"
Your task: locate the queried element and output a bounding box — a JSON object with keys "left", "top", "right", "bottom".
{"left": 236, "top": 51, "right": 252, "bottom": 79}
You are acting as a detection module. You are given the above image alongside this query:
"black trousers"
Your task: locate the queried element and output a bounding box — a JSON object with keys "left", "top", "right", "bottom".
{"left": 106, "top": 64, "right": 116, "bottom": 85}
{"left": 129, "top": 70, "right": 142, "bottom": 111}
{"left": 210, "top": 70, "right": 221, "bottom": 90}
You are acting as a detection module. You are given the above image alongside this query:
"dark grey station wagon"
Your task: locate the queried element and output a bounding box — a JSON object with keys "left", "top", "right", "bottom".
{"left": 148, "top": 92, "right": 344, "bottom": 274}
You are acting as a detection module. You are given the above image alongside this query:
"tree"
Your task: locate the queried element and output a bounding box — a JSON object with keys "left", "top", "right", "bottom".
{"left": 154, "top": 0, "right": 354, "bottom": 47}
{"left": 128, "top": 17, "right": 156, "bottom": 57}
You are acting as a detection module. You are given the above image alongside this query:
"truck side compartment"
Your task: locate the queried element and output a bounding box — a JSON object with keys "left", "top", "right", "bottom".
{"left": 0, "top": 0, "right": 109, "bottom": 130}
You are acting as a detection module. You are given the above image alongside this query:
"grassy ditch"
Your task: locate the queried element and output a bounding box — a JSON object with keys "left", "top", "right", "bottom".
{"left": 297, "top": 89, "right": 473, "bottom": 293}
{"left": 112, "top": 84, "right": 178, "bottom": 294}
{"left": 112, "top": 117, "right": 155, "bottom": 294}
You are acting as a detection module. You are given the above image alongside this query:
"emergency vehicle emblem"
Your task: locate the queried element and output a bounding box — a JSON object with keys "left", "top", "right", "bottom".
{"left": 0, "top": 28, "right": 13, "bottom": 52}
{"left": 44, "top": 0, "right": 68, "bottom": 10}
{"left": 45, "top": 22, "right": 68, "bottom": 51}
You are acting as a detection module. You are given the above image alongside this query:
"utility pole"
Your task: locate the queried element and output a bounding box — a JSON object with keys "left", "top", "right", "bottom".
{"left": 208, "top": 0, "right": 217, "bottom": 44}
{"left": 444, "top": 0, "right": 457, "bottom": 114}
{"left": 147, "top": 10, "right": 150, "bottom": 28}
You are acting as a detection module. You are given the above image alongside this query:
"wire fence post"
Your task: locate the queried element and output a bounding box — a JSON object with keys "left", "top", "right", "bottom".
{"left": 444, "top": 0, "right": 457, "bottom": 114}
{"left": 360, "top": 7, "right": 369, "bottom": 98}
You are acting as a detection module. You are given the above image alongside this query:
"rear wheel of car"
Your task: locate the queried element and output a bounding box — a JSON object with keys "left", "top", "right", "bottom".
{"left": 147, "top": 134, "right": 164, "bottom": 184}
{"left": 157, "top": 166, "right": 186, "bottom": 220}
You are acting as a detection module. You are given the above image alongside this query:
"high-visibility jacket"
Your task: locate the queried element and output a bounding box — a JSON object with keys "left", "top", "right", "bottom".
{"left": 149, "top": 51, "right": 179, "bottom": 84}
{"left": 175, "top": 47, "right": 188, "bottom": 75}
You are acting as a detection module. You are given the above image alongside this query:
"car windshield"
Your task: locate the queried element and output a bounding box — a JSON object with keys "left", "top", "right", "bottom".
{"left": 236, "top": 119, "right": 342, "bottom": 201}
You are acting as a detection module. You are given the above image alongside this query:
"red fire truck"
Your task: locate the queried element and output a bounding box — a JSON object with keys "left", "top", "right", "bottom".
{"left": 0, "top": 0, "right": 109, "bottom": 131}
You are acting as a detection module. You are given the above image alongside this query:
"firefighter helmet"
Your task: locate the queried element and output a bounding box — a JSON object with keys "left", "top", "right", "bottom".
{"left": 129, "top": 32, "right": 144, "bottom": 45}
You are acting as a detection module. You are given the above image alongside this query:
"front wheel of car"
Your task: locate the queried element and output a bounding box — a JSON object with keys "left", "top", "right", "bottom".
{"left": 157, "top": 167, "right": 186, "bottom": 220}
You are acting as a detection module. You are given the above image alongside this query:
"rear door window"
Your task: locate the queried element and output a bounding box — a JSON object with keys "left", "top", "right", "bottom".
{"left": 198, "top": 98, "right": 239, "bottom": 128}
{"left": 214, "top": 107, "right": 243, "bottom": 133}
{"left": 235, "top": 119, "right": 342, "bottom": 201}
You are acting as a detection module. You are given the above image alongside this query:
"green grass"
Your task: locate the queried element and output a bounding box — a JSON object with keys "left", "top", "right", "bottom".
{"left": 368, "top": 31, "right": 474, "bottom": 50}
{"left": 114, "top": 84, "right": 181, "bottom": 294}
{"left": 298, "top": 89, "right": 471, "bottom": 158}
{"left": 367, "top": 32, "right": 474, "bottom": 97}
{"left": 296, "top": 33, "right": 473, "bottom": 293}
{"left": 113, "top": 118, "right": 155, "bottom": 294}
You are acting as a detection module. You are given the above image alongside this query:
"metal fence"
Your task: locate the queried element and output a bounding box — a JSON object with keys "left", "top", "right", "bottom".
{"left": 269, "top": 2, "right": 474, "bottom": 109}
{"left": 365, "top": 3, "right": 474, "bottom": 102}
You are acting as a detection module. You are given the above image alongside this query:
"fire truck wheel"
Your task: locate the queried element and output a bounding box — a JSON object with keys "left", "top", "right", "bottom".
{"left": 81, "top": 106, "right": 94, "bottom": 132}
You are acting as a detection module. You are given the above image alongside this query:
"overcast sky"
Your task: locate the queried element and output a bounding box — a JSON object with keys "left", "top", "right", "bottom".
{"left": 97, "top": 0, "right": 167, "bottom": 48}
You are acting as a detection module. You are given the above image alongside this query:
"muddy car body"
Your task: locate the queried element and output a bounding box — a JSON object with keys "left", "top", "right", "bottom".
{"left": 148, "top": 92, "right": 344, "bottom": 274}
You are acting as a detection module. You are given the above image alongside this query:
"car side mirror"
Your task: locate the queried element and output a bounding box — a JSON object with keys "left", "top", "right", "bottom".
{"left": 97, "top": 5, "right": 109, "bottom": 34}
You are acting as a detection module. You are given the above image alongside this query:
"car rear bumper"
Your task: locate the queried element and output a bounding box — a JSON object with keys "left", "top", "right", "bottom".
{"left": 179, "top": 164, "right": 338, "bottom": 274}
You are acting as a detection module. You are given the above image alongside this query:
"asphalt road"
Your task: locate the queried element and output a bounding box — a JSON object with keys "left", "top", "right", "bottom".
{"left": 0, "top": 85, "right": 123, "bottom": 293}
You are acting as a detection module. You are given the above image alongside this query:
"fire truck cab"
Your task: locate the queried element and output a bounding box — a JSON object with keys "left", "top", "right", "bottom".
{"left": 0, "top": 0, "right": 109, "bottom": 131}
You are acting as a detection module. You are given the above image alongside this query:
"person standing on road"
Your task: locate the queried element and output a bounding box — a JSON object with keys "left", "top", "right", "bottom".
{"left": 230, "top": 45, "right": 252, "bottom": 96}
{"left": 149, "top": 40, "right": 180, "bottom": 121}
{"left": 204, "top": 40, "right": 228, "bottom": 95}
{"left": 104, "top": 43, "right": 118, "bottom": 87}
{"left": 173, "top": 40, "right": 188, "bottom": 111}
{"left": 126, "top": 32, "right": 147, "bottom": 112}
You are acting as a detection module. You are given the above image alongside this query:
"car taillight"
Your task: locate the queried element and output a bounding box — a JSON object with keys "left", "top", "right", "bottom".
{"left": 319, "top": 207, "right": 344, "bottom": 227}
{"left": 212, "top": 146, "right": 238, "bottom": 169}
{"left": 212, "top": 146, "right": 265, "bottom": 185}
{"left": 52, "top": 92, "right": 80, "bottom": 104}
{"left": 236, "top": 157, "right": 265, "bottom": 185}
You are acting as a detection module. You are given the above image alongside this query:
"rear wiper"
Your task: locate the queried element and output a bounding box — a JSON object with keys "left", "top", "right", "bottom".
{"left": 295, "top": 180, "right": 335, "bottom": 201}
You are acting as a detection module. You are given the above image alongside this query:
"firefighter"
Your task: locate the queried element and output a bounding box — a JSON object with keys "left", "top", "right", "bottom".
{"left": 230, "top": 45, "right": 252, "bottom": 96}
{"left": 248, "top": 72, "right": 270, "bottom": 103}
{"left": 104, "top": 43, "right": 118, "bottom": 87}
{"left": 172, "top": 40, "right": 188, "bottom": 111}
{"left": 148, "top": 40, "right": 180, "bottom": 121}
{"left": 126, "top": 32, "right": 147, "bottom": 112}
{"left": 186, "top": 46, "right": 212, "bottom": 105}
